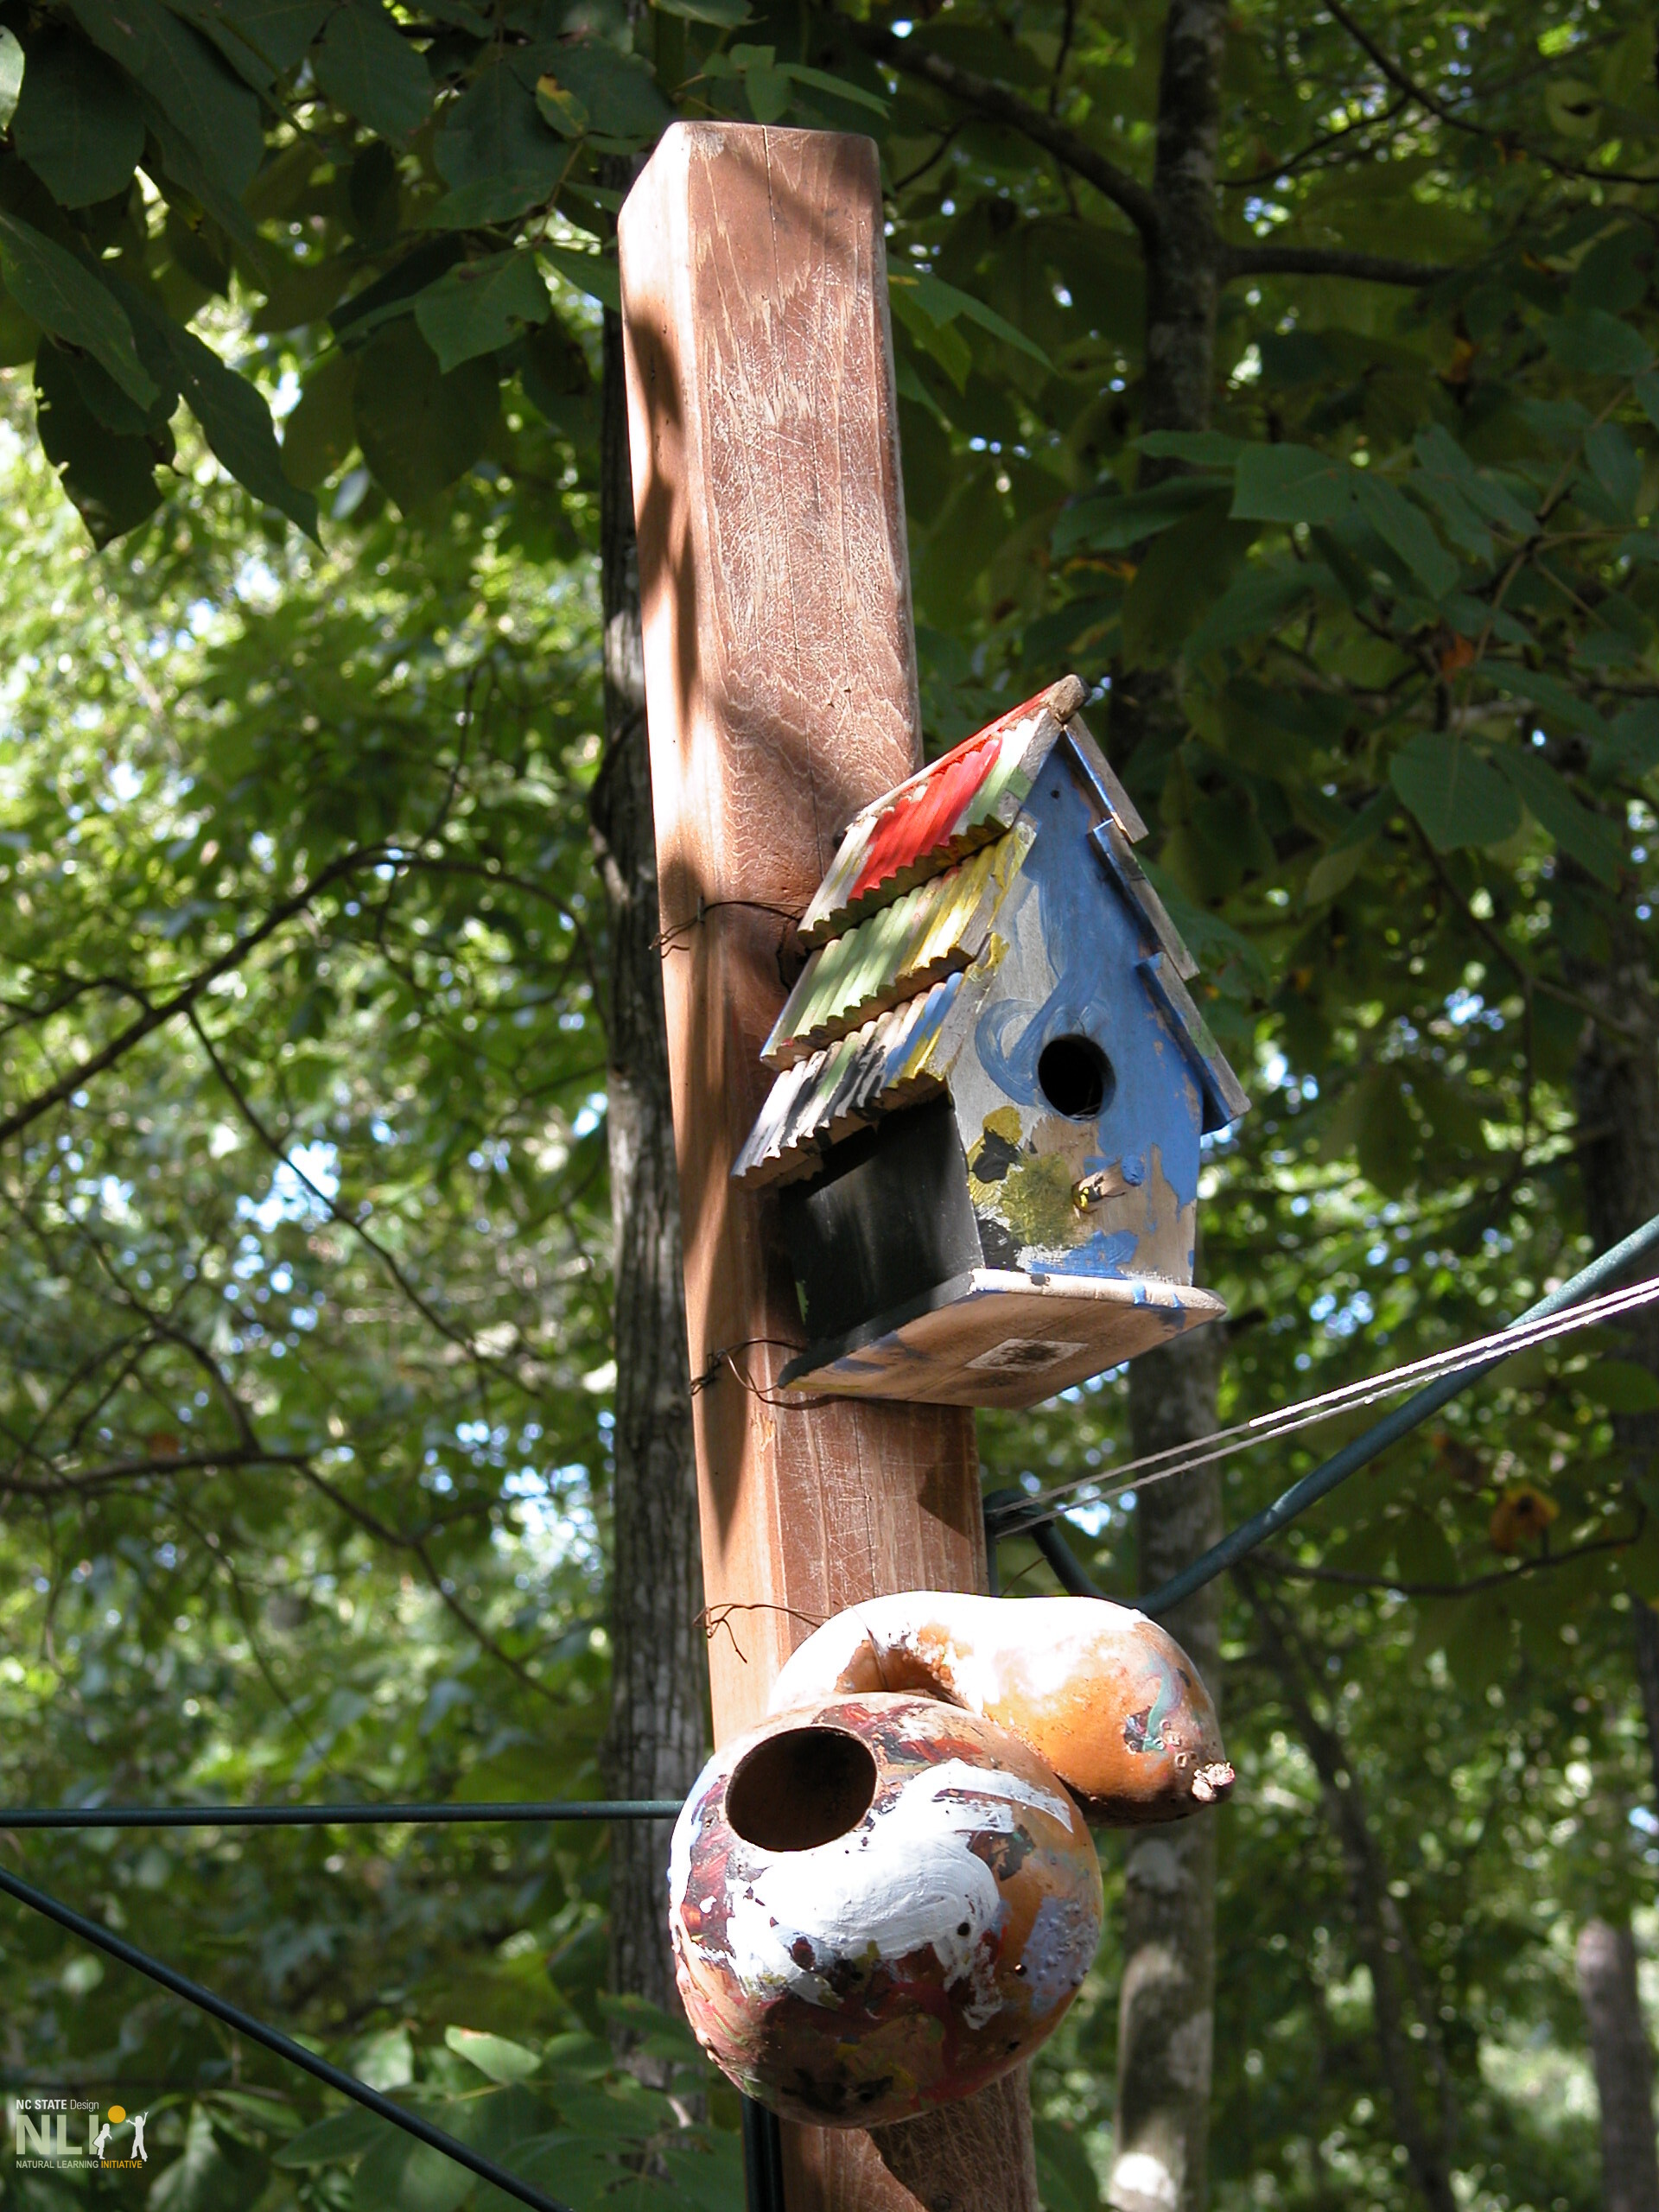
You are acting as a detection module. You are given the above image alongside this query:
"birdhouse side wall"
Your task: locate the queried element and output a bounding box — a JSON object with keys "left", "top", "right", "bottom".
{"left": 948, "top": 755, "right": 1205, "bottom": 1287}
{"left": 774, "top": 1095, "right": 983, "bottom": 1349}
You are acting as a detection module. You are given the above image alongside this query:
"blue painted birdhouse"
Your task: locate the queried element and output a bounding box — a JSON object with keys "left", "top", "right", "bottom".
{"left": 733, "top": 675, "right": 1249, "bottom": 1408}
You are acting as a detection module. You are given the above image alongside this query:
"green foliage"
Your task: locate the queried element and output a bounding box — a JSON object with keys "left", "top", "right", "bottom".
{"left": 267, "top": 2010, "right": 743, "bottom": 2211}
{"left": 0, "top": 0, "right": 953, "bottom": 534}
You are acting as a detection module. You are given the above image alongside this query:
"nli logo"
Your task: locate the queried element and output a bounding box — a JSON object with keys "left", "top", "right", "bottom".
{"left": 12, "top": 2098, "right": 149, "bottom": 2170}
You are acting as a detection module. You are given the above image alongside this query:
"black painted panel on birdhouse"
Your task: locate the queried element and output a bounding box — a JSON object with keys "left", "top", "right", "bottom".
{"left": 776, "top": 1097, "right": 982, "bottom": 1345}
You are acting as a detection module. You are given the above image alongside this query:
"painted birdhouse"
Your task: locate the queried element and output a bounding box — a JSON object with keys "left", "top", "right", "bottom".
{"left": 732, "top": 674, "right": 1249, "bottom": 1408}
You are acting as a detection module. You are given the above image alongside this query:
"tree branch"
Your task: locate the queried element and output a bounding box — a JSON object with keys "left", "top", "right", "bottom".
{"left": 0, "top": 1445, "right": 313, "bottom": 1499}
{"left": 1221, "top": 241, "right": 1450, "bottom": 286}
{"left": 1256, "top": 1507, "right": 1644, "bottom": 1598}
{"left": 842, "top": 19, "right": 1162, "bottom": 240}
{"left": 186, "top": 1007, "right": 539, "bottom": 1400}
{"left": 289, "top": 1457, "right": 567, "bottom": 1709}
{"left": 842, "top": 17, "right": 1459, "bottom": 289}
{"left": 1321, "top": 0, "right": 1659, "bottom": 188}
{"left": 0, "top": 847, "right": 385, "bottom": 1152}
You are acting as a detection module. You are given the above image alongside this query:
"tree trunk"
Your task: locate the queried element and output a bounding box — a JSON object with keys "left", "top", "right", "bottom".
{"left": 1111, "top": 1328, "right": 1224, "bottom": 2212}
{"left": 1108, "top": 5, "right": 1230, "bottom": 2206}
{"left": 1577, "top": 1921, "right": 1659, "bottom": 2212}
{"left": 1141, "top": 0, "right": 1228, "bottom": 442}
{"left": 1240, "top": 1574, "right": 1459, "bottom": 2212}
{"left": 1564, "top": 882, "right": 1659, "bottom": 2200}
{"left": 1568, "top": 883, "right": 1659, "bottom": 1462}
{"left": 592, "top": 298, "right": 708, "bottom": 2028}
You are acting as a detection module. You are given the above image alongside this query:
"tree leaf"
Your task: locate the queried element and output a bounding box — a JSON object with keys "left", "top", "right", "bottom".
{"left": 275, "top": 2106, "right": 396, "bottom": 2166}
{"left": 12, "top": 31, "right": 147, "bottom": 208}
{"left": 1354, "top": 1065, "right": 1419, "bottom": 1198}
{"left": 784, "top": 61, "right": 888, "bottom": 117}
{"left": 1354, "top": 474, "right": 1459, "bottom": 600}
{"left": 351, "top": 2128, "right": 475, "bottom": 2212}
{"left": 651, "top": 0, "right": 749, "bottom": 21}
{"left": 1605, "top": 702, "right": 1659, "bottom": 773}
{"left": 1120, "top": 499, "right": 1255, "bottom": 667}
{"left": 352, "top": 321, "right": 499, "bottom": 509}
{"left": 1542, "top": 309, "right": 1653, "bottom": 378}
{"left": 1182, "top": 558, "right": 1332, "bottom": 659}
{"left": 433, "top": 57, "right": 562, "bottom": 223}
{"left": 1488, "top": 665, "right": 1607, "bottom": 738}
{"left": 149, "top": 2107, "right": 267, "bottom": 2212}
{"left": 313, "top": 0, "right": 434, "bottom": 140}
{"left": 173, "top": 0, "right": 332, "bottom": 80}
{"left": 446, "top": 2025, "right": 542, "bottom": 2082}
{"left": 0, "top": 26, "right": 22, "bottom": 129}
{"left": 1407, "top": 430, "right": 1495, "bottom": 562}
{"left": 1303, "top": 839, "right": 1369, "bottom": 905}
{"left": 67, "top": 0, "right": 264, "bottom": 195}
{"left": 1052, "top": 476, "right": 1216, "bottom": 555}
{"left": 745, "top": 60, "right": 792, "bottom": 121}
{"left": 1411, "top": 423, "right": 1536, "bottom": 544}
{"left": 891, "top": 267, "right": 1049, "bottom": 368}
{"left": 35, "top": 343, "right": 167, "bottom": 545}
{"left": 890, "top": 287, "right": 971, "bottom": 391}
{"left": 521, "top": 37, "right": 671, "bottom": 146}
{"left": 534, "top": 76, "right": 588, "bottom": 136}
{"left": 0, "top": 215, "right": 156, "bottom": 406}
{"left": 1580, "top": 1359, "right": 1659, "bottom": 1414}
{"left": 1135, "top": 429, "right": 1243, "bottom": 466}
{"left": 136, "top": 88, "right": 263, "bottom": 249}
{"left": 1231, "top": 442, "right": 1356, "bottom": 524}
{"left": 121, "top": 289, "right": 320, "bottom": 537}
{"left": 538, "top": 245, "right": 620, "bottom": 311}
{"left": 281, "top": 346, "right": 359, "bottom": 487}
{"left": 332, "top": 237, "right": 467, "bottom": 343}
{"left": 43, "top": 331, "right": 167, "bottom": 435}
{"left": 1583, "top": 422, "right": 1640, "bottom": 516}
{"left": 415, "top": 251, "right": 550, "bottom": 372}
{"left": 1493, "top": 747, "right": 1624, "bottom": 887}
{"left": 1389, "top": 731, "right": 1521, "bottom": 850}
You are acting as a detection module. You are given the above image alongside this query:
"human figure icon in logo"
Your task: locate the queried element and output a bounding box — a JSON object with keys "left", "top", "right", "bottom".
{"left": 91, "top": 2123, "right": 111, "bottom": 2160}
{"left": 130, "top": 2113, "right": 148, "bottom": 2161}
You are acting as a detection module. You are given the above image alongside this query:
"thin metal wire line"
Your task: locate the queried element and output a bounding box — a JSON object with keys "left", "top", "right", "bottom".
{"left": 1010, "top": 1272, "right": 1659, "bottom": 1526}
{"left": 996, "top": 1270, "right": 1659, "bottom": 1540}
{"left": 0, "top": 1799, "right": 683, "bottom": 1830}
{"left": 0, "top": 1860, "right": 575, "bottom": 2212}
{"left": 1141, "top": 1206, "right": 1659, "bottom": 1615}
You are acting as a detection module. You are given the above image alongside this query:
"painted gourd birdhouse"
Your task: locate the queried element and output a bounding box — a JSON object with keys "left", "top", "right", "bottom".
{"left": 732, "top": 674, "right": 1249, "bottom": 1408}
{"left": 669, "top": 1592, "right": 1233, "bottom": 2123}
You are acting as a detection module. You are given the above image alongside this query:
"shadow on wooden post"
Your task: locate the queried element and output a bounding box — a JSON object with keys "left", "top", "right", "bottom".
{"left": 618, "top": 122, "right": 1039, "bottom": 2212}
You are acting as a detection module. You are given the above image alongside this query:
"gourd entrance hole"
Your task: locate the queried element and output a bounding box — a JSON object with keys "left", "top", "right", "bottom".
{"left": 726, "top": 1728, "right": 878, "bottom": 1851}
{"left": 1038, "top": 1034, "right": 1114, "bottom": 1120}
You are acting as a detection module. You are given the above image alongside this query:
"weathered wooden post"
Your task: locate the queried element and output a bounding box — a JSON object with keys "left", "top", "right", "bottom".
{"left": 618, "top": 123, "right": 1039, "bottom": 2212}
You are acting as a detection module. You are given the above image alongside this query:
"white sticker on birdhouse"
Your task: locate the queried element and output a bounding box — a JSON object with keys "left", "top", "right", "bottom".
{"left": 966, "top": 1338, "right": 1086, "bottom": 1375}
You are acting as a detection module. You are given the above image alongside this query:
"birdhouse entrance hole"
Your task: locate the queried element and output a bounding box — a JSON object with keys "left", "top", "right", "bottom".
{"left": 726, "top": 1727, "right": 878, "bottom": 1851}
{"left": 1037, "top": 1035, "right": 1114, "bottom": 1121}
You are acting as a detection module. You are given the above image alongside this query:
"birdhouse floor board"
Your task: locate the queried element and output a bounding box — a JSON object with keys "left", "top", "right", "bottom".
{"left": 779, "top": 1270, "right": 1227, "bottom": 1410}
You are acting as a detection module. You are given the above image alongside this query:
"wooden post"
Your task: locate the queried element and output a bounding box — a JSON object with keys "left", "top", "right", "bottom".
{"left": 618, "top": 124, "right": 1040, "bottom": 2212}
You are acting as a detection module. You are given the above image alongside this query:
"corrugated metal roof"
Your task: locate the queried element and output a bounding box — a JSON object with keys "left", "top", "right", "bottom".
{"left": 798, "top": 676, "right": 1084, "bottom": 948}
{"left": 761, "top": 831, "right": 1026, "bottom": 1070}
{"left": 847, "top": 737, "right": 1001, "bottom": 905}
{"left": 734, "top": 975, "right": 968, "bottom": 1187}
